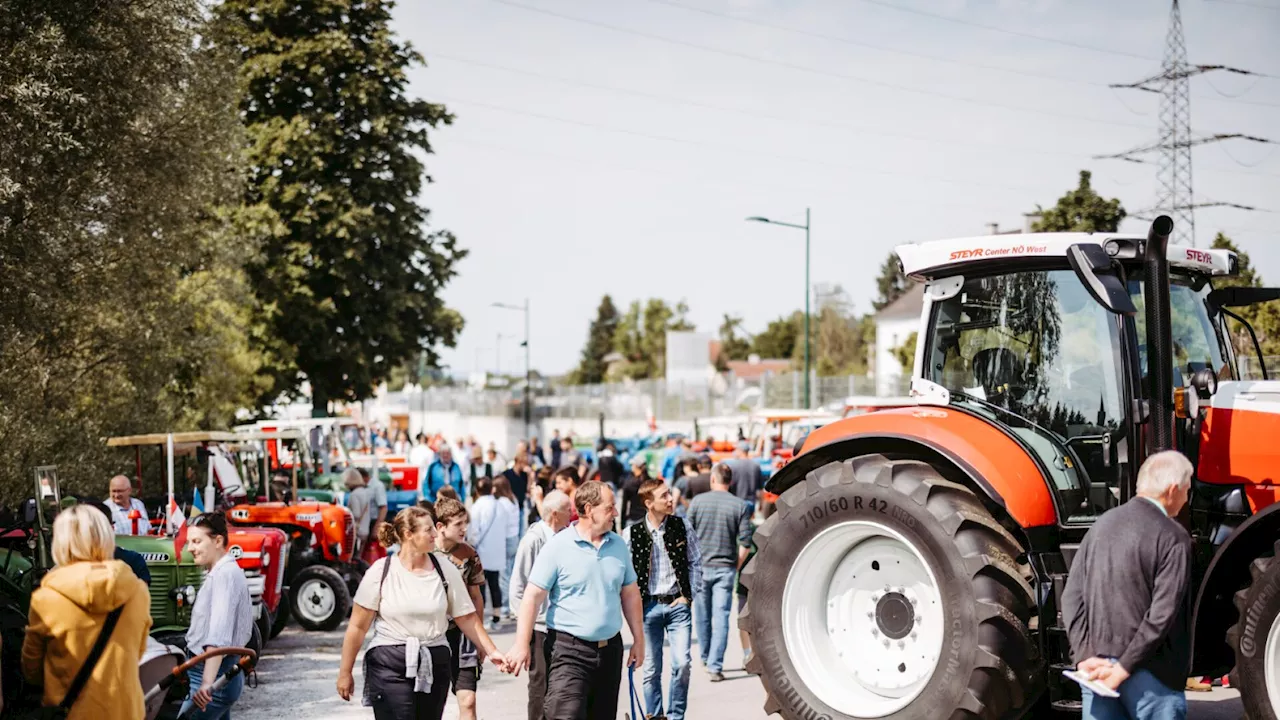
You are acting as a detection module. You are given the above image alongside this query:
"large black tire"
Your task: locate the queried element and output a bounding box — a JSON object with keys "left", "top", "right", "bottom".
{"left": 290, "top": 565, "right": 352, "bottom": 632}
{"left": 270, "top": 595, "right": 292, "bottom": 639}
{"left": 1228, "top": 540, "right": 1280, "bottom": 719}
{"left": 741, "top": 454, "right": 1042, "bottom": 720}
{"left": 255, "top": 608, "right": 272, "bottom": 648}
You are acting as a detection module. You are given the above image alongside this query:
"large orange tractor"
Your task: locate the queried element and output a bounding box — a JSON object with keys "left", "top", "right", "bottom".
{"left": 744, "top": 217, "right": 1280, "bottom": 719}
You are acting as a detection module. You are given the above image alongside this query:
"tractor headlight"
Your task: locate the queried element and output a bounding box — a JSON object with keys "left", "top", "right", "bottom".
{"left": 261, "top": 552, "right": 270, "bottom": 567}
{"left": 171, "top": 585, "right": 197, "bottom": 608}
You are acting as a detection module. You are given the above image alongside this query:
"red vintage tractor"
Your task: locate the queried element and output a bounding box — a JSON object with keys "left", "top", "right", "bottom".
{"left": 743, "top": 217, "right": 1280, "bottom": 719}
{"left": 227, "top": 430, "right": 359, "bottom": 633}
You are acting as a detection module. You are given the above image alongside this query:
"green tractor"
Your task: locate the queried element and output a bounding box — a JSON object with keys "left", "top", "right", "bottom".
{"left": 0, "top": 467, "right": 193, "bottom": 719}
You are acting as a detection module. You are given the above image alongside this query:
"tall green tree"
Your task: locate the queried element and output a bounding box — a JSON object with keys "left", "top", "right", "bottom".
{"left": 571, "top": 295, "right": 620, "bottom": 384}
{"left": 814, "top": 285, "right": 871, "bottom": 376}
{"left": 216, "top": 0, "right": 466, "bottom": 414}
{"left": 717, "top": 314, "right": 752, "bottom": 367}
{"left": 610, "top": 298, "right": 696, "bottom": 379}
{"left": 751, "top": 312, "right": 803, "bottom": 361}
{"left": 1211, "top": 233, "right": 1280, "bottom": 362}
{"left": 1032, "top": 170, "right": 1126, "bottom": 232}
{"left": 0, "top": 0, "right": 264, "bottom": 500}
{"left": 873, "top": 253, "right": 910, "bottom": 312}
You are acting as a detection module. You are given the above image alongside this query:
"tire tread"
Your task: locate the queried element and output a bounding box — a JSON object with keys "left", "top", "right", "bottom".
{"left": 744, "top": 453, "right": 1042, "bottom": 719}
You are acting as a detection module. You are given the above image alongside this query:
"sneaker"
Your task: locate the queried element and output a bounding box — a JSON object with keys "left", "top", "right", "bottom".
{"left": 709, "top": 672, "right": 725, "bottom": 682}
{"left": 1185, "top": 677, "right": 1212, "bottom": 692}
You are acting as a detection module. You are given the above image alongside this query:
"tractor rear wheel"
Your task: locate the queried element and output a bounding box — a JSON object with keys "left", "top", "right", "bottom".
{"left": 1228, "top": 540, "right": 1280, "bottom": 719}
{"left": 291, "top": 565, "right": 352, "bottom": 632}
{"left": 741, "top": 454, "right": 1042, "bottom": 719}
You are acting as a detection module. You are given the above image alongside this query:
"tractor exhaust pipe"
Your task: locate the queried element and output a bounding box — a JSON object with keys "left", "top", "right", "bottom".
{"left": 1143, "top": 215, "right": 1176, "bottom": 452}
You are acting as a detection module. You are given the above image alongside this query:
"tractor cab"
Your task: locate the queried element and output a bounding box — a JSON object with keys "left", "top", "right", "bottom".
{"left": 225, "top": 428, "right": 358, "bottom": 634}
{"left": 743, "top": 219, "right": 1280, "bottom": 720}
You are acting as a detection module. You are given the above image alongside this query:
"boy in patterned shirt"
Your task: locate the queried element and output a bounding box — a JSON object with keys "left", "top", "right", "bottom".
{"left": 431, "top": 496, "right": 488, "bottom": 720}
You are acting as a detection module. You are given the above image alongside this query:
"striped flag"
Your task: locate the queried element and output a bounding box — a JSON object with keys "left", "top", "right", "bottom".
{"left": 169, "top": 497, "right": 188, "bottom": 559}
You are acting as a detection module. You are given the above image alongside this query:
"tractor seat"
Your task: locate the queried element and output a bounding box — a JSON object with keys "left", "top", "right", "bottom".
{"left": 971, "top": 347, "right": 1024, "bottom": 400}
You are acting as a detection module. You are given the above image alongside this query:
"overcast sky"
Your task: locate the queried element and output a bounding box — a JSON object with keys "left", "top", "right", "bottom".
{"left": 392, "top": 0, "right": 1280, "bottom": 378}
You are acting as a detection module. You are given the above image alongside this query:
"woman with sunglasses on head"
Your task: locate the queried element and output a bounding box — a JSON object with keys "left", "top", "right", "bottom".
{"left": 337, "top": 506, "right": 510, "bottom": 719}
{"left": 182, "top": 512, "right": 254, "bottom": 720}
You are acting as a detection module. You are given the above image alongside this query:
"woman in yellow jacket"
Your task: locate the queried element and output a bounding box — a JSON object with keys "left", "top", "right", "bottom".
{"left": 22, "top": 503, "right": 152, "bottom": 719}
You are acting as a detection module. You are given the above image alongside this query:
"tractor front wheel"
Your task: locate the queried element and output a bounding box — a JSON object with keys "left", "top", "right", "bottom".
{"left": 1228, "top": 540, "right": 1280, "bottom": 719}
{"left": 741, "top": 453, "right": 1041, "bottom": 719}
{"left": 270, "top": 596, "right": 292, "bottom": 639}
{"left": 291, "top": 565, "right": 352, "bottom": 632}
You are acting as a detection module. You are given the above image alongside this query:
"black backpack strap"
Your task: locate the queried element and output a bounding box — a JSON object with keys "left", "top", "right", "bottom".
{"left": 374, "top": 556, "right": 394, "bottom": 620}
{"left": 59, "top": 605, "right": 124, "bottom": 711}
{"left": 427, "top": 552, "right": 449, "bottom": 594}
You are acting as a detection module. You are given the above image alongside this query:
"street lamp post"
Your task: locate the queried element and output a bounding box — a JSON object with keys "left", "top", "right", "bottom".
{"left": 493, "top": 299, "right": 531, "bottom": 438}
{"left": 747, "top": 208, "right": 811, "bottom": 409}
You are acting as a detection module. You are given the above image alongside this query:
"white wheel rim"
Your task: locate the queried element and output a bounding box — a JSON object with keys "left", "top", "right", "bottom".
{"left": 782, "top": 520, "right": 946, "bottom": 718}
{"left": 298, "top": 578, "right": 336, "bottom": 623}
{"left": 1265, "top": 601, "right": 1280, "bottom": 712}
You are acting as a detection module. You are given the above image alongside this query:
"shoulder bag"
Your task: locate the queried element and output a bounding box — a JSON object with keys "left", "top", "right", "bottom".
{"left": 41, "top": 605, "right": 125, "bottom": 720}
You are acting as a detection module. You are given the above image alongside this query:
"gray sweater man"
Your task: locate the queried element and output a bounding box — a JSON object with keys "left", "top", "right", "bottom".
{"left": 1062, "top": 450, "right": 1194, "bottom": 718}
{"left": 508, "top": 490, "right": 572, "bottom": 720}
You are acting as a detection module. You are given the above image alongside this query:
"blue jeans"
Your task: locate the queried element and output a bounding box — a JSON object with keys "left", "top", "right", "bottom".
{"left": 179, "top": 656, "right": 245, "bottom": 720}
{"left": 694, "top": 567, "right": 736, "bottom": 673}
{"left": 643, "top": 598, "right": 693, "bottom": 720}
{"left": 500, "top": 535, "right": 518, "bottom": 605}
{"left": 1082, "top": 667, "right": 1187, "bottom": 720}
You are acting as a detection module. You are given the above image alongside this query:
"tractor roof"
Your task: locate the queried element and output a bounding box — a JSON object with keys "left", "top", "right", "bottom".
{"left": 234, "top": 417, "right": 359, "bottom": 431}
{"left": 233, "top": 429, "right": 307, "bottom": 442}
{"left": 895, "top": 232, "right": 1236, "bottom": 280}
{"left": 106, "top": 431, "right": 240, "bottom": 447}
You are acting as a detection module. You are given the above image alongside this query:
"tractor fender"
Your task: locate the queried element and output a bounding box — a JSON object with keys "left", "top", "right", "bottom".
{"left": 768, "top": 407, "right": 1057, "bottom": 529}
{"left": 1190, "top": 496, "right": 1280, "bottom": 677}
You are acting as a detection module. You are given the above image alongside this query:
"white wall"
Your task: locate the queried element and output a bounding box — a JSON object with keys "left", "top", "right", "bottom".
{"left": 875, "top": 316, "right": 919, "bottom": 396}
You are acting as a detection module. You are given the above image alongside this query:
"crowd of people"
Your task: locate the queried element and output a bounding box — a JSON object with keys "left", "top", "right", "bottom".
{"left": 14, "top": 429, "right": 760, "bottom": 720}
{"left": 334, "top": 429, "right": 763, "bottom": 720}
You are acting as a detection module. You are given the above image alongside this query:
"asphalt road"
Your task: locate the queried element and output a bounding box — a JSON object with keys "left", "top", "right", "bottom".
{"left": 237, "top": 614, "right": 1245, "bottom": 720}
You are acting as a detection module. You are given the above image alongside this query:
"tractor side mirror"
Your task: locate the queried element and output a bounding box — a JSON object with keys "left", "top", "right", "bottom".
{"left": 1068, "top": 244, "right": 1137, "bottom": 316}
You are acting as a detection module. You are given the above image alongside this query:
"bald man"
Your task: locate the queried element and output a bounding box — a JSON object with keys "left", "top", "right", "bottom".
{"left": 106, "top": 475, "right": 148, "bottom": 535}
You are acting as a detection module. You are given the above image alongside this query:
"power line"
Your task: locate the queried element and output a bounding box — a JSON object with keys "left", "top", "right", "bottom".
{"left": 849, "top": 0, "right": 1159, "bottom": 62}
{"left": 479, "top": 0, "right": 1157, "bottom": 131}
{"left": 431, "top": 52, "right": 1280, "bottom": 180}
{"left": 1204, "top": 0, "right": 1280, "bottom": 11}
{"left": 640, "top": 0, "right": 1099, "bottom": 88}
{"left": 438, "top": 94, "right": 1075, "bottom": 193}
{"left": 644, "top": 0, "right": 1280, "bottom": 107}
{"left": 429, "top": 53, "right": 1095, "bottom": 159}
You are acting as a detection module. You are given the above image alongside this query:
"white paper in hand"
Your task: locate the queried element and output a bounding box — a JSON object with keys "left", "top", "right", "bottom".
{"left": 1062, "top": 669, "right": 1120, "bottom": 698}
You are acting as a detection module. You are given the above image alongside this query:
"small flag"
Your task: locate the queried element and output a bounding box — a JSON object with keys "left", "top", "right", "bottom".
{"left": 192, "top": 489, "right": 205, "bottom": 515}
{"left": 168, "top": 497, "right": 187, "bottom": 558}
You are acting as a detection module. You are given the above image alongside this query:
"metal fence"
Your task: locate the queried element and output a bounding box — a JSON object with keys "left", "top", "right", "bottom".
{"left": 399, "top": 371, "right": 904, "bottom": 421}
{"left": 1237, "top": 356, "right": 1280, "bottom": 381}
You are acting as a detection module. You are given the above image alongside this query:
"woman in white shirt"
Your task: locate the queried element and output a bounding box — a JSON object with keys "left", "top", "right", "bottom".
{"left": 465, "top": 478, "right": 507, "bottom": 630}
{"left": 337, "top": 506, "right": 507, "bottom": 719}
{"left": 491, "top": 475, "right": 521, "bottom": 619}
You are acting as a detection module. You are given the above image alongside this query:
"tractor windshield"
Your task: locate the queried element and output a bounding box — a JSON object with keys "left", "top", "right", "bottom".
{"left": 1127, "top": 273, "right": 1232, "bottom": 383}
{"left": 927, "top": 270, "right": 1125, "bottom": 521}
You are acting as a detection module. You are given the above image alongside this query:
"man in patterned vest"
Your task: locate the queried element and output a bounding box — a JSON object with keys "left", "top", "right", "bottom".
{"left": 625, "top": 477, "right": 703, "bottom": 720}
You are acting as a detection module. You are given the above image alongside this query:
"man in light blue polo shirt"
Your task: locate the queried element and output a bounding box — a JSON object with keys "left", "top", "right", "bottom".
{"left": 504, "top": 480, "right": 645, "bottom": 720}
